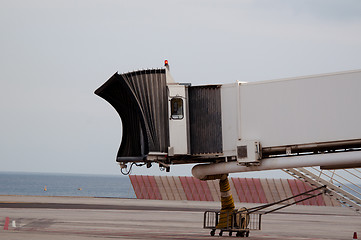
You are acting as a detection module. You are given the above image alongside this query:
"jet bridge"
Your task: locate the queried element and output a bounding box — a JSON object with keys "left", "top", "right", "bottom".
{"left": 95, "top": 62, "right": 361, "bottom": 177}
{"left": 95, "top": 62, "right": 228, "bottom": 169}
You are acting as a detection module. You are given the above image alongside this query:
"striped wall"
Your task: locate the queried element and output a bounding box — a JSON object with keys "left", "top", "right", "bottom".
{"left": 129, "top": 175, "right": 340, "bottom": 207}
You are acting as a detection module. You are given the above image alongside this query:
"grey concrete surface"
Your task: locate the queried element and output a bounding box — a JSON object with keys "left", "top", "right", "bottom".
{"left": 0, "top": 195, "right": 360, "bottom": 240}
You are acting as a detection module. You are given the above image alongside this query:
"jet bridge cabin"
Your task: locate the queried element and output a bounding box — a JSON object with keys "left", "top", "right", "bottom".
{"left": 95, "top": 65, "right": 226, "bottom": 168}
{"left": 95, "top": 64, "right": 361, "bottom": 172}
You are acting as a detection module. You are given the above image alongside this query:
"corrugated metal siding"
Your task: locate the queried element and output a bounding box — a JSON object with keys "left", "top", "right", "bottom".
{"left": 188, "top": 86, "right": 222, "bottom": 154}
{"left": 208, "top": 180, "right": 221, "bottom": 202}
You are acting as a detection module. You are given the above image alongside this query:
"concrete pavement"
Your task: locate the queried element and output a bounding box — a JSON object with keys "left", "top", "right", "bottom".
{"left": 0, "top": 195, "right": 360, "bottom": 240}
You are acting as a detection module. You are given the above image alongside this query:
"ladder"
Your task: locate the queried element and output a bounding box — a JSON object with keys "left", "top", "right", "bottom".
{"left": 283, "top": 167, "right": 361, "bottom": 214}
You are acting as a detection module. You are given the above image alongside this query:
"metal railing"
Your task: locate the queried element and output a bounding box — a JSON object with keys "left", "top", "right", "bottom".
{"left": 283, "top": 167, "right": 361, "bottom": 214}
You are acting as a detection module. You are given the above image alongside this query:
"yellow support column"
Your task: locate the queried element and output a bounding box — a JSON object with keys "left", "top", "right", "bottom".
{"left": 217, "top": 175, "right": 235, "bottom": 229}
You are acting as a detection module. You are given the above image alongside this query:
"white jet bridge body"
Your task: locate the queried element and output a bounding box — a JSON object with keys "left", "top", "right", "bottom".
{"left": 95, "top": 64, "right": 361, "bottom": 179}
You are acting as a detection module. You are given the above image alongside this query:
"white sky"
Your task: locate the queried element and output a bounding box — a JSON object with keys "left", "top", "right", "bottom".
{"left": 1, "top": 0, "right": 361, "bottom": 178}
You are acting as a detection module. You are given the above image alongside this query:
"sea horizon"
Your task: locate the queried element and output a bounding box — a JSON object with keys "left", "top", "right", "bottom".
{"left": 0, "top": 171, "right": 136, "bottom": 198}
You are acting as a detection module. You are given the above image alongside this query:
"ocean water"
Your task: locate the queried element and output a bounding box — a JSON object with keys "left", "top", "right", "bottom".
{"left": 0, "top": 172, "right": 135, "bottom": 198}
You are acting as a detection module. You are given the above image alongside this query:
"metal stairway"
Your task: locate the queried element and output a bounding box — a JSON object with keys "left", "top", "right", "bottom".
{"left": 282, "top": 167, "right": 361, "bottom": 214}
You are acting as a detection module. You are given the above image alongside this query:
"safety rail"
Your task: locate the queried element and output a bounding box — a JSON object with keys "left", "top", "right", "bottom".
{"left": 283, "top": 168, "right": 361, "bottom": 214}
{"left": 247, "top": 185, "right": 327, "bottom": 215}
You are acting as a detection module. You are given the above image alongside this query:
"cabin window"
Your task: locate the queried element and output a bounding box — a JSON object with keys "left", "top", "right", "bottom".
{"left": 171, "top": 98, "right": 184, "bottom": 119}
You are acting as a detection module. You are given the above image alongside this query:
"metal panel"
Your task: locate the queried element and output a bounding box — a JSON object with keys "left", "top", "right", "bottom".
{"left": 240, "top": 70, "right": 361, "bottom": 149}
{"left": 188, "top": 85, "right": 222, "bottom": 154}
{"left": 274, "top": 179, "right": 288, "bottom": 203}
{"left": 192, "top": 178, "right": 206, "bottom": 201}
{"left": 139, "top": 175, "right": 151, "bottom": 199}
{"left": 168, "top": 176, "right": 182, "bottom": 201}
{"left": 322, "top": 193, "right": 333, "bottom": 206}
{"left": 187, "top": 177, "right": 201, "bottom": 201}
{"left": 168, "top": 85, "right": 189, "bottom": 154}
{"left": 235, "top": 178, "right": 247, "bottom": 202}
{"left": 295, "top": 180, "right": 308, "bottom": 205}
{"left": 154, "top": 176, "right": 168, "bottom": 200}
{"left": 246, "top": 178, "right": 260, "bottom": 203}
{"left": 232, "top": 178, "right": 247, "bottom": 203}
{"left": 179, "top": 176, "right": 192, "bottom": 200}
{"left": 147, "top": 176, "right": 162, "bottom": 200}
{"left": 303, "top": 183, "right": 317, "bottom": 206}
{"left": 229, "top": 178, "right": 240, "bottom": 202}
{"left": 288, "top": 179, "right": 303, "bottom": 205}
{"left": 208, "top": 180, "right": 221, "bottom": 202}
{"left": 134, "top": 175, "right": 162, "bottom": 200}
{"left": 302, "top": 181, "right": 325, "bottom": 206}
{"left": 328, "top": 195, "right": 341, "bottom": 207}
{"left": 301, "top": 181, "right": 321, "bottom": 206}
{"left": 267, "top": 179, "right": 280, "bottom": 202}
{"left": 129, "top": 175, "right": 141, "bottom": 199}
{"left": 241, "top": 178, "right": 253, "bottom": 203}
{"left": 221, "top": 83, "right": 238, "bottom": 156}
{"left": 271, "top": 179, "right": 282, "bottom": 202}
{"left": 134, "top": 175, "right": 147, "bottom": 199}
{"left": 159, "top": 176, "right": 172, "bottom": 200}
{"left": 166, "top": 176, "right": 177, "bottom": 200}
{"left": 260, "top": 178, "right": 274, "bottom": 203}
{"left": 330, "top": 195, "right": 341, "bottom": 206}
{"left": 199, "top": 179, "right": 214, "bottom": 201}
{"left": 253, "top": 178, "right": 268, "bottom": 203}
{"left": 300, "top": 181, "right": 314, "bottom": 205}
{"left": 316, "top": 190, "right": 326, "bottom": 206}
{"left": 174, "top": 176, "right": 188, "bottom": 201}
{"left": 280, "top": 179, "right": 295, "bottom": 204}
{"left": 312, "top": 185, "right": 325, "bottom": 206}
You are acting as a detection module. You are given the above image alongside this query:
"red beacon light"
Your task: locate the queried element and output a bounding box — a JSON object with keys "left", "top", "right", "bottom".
{"left": 164, "top": 60, "right": 169, "bottom": 66}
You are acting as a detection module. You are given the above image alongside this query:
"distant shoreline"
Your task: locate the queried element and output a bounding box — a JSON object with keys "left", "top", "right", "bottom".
{"left": 0, "top": 171, "right": 127, "bottom": 177}
{"left": 0, "top": 194, "right": 133, "bottom": 199}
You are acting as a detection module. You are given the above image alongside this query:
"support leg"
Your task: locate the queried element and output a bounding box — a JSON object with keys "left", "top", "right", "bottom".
{"left": 216, "top": 174, "right": 235, "bottom": 229}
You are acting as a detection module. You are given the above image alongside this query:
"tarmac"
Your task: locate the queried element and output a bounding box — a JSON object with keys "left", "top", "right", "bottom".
{"left": 0, "top": 195, "right": 360, "bottom": 240}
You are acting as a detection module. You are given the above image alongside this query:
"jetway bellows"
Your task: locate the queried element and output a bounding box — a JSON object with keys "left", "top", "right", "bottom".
{"left": 95, "top": 69, "right": 169, "bottom": 161}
